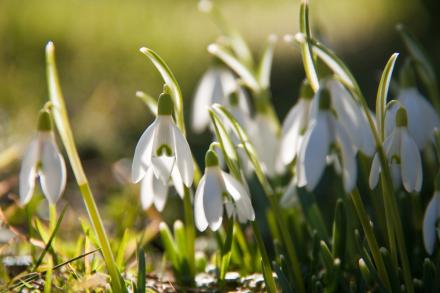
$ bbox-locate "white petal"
[172,124,194,187]
[384,103,398,138]
[192,69,217,133]
[194,175,208,231]
[249,114,279,176]
[369,154,381,189]
[39,134,67,204]
[203,168,224,231]
[329,80,371,154]
[301,113,330,191]
[222,172,255,222]
[400,89,440,149]
[335,121,357,193]
[280,100,308,165]
[400,130,423,192]
[170,167,184,198]
[423,193,440,255]
[151,156,175,184]
[140,167,168,211]
[132,120,156,183]
[19,138,39,204]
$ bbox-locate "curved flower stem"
[350,189,392,292]
[45,42,125,293]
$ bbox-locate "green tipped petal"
[205,150,219,167]
[318,88,331,110]
[300,80,314,100]
[37,110,53,132]
[157,93,174,116]
[395,107,408,127]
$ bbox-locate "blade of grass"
[33,205,68,271]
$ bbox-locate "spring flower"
[423,175,440,255]
[369,107,422,192]
[132,93,194,195]
[191,67,249,133]
[279,80,313,166]
[140,167,183,211]
[248,113,280,177]
[385,88,440,150]
[325,79,375,156]
[194,150,255,231]
[297,88,357,193]
[19,110,66,205]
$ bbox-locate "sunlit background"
[0,0,438,235]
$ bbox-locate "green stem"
[269,196,305,293]
[252,221,278,293]
[350,189,392,292]
[219,217,234,287]
[49,204,56,232]
[45,42,125,293]
[183,187,195,279]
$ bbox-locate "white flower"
[140,167,183,211]
[279,81,313,166]
[280,175,299,208]
[385,88,440,149]
[248,113,281,177]
[297,88,357,193]
[191,67,249,133]
[370,106,422,192]
[423,190,440,255]
[19,110,66,205]
[132,93,194,195]
[325,79,375,156]
[194,150,255,231]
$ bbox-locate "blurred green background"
[0,0,438,227]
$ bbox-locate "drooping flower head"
[297,87,357,193]
[19,109,67,205]
[385,89,440,150]
[192,67,249,133]
[370,106,423,192]
[194,150,255,231]
[423,173,440,255]
[132,92,194,210]
[279,80,314,166]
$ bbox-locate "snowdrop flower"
[423,193,440,255]
[324,79,375,156]
[385,88,440,150]
[280,175,299,208]
[194,150,255,231]
[19,110,66,205]
[192,67,249,133]
[140,167,183,211]
[248,113,280,177]
[132,93,194,196]
[370,107,422,192]
[423,175,440,255]
[279,80,313,166]
[297,88,357,193]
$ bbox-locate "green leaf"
[331,199,346,261]
[159,222,180,272]
[294,34,357,92]
[257,35,277,90]
[298,0,319,92]
[136,91,158,115]
[375,53,399,141]
[33,205,68,271]
[208,109,240,178]
[208,43,260,92]
[116,229,131,270]
[136,248,146,293]
[139,47,185,132]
